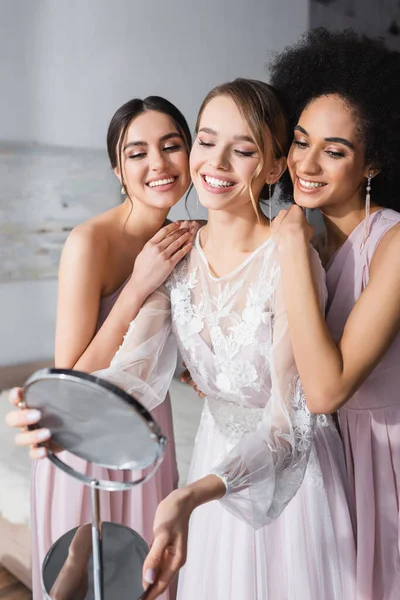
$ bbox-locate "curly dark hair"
[269,28,400,211]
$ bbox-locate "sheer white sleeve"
[211,248,327,529]
[93,286,177,412]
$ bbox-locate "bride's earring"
[268,183,273,222]
[121,185,126,195]
[361,173,372,250]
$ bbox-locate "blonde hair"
[195,78,289,214]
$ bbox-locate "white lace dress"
[96,233,356,600]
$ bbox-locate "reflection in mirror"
[47,524,92,600]
[43,522,149,600]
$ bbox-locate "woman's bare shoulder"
[59,208,125,281]
[371,221,400,274]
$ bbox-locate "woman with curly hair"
[270,28,400,600]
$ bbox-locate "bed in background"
[0,389,31,589]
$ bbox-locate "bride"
[97,78,357,599]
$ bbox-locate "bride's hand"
[142,489,193,599]
[142,475,225,599]
[5,387,58,459]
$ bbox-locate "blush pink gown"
[326,208,400,600]
[30,282,178,599]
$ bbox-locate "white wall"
[0,0,310,365]
[0,281,57,364]
[1,0,310,148]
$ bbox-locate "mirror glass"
[23,369,165,473]
[42,522,149,600]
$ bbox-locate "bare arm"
[54,225,142,371]
[273,206,400,413]
[141,475,226,600]
[4,221,194,459]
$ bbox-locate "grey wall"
[1,0,310,148]
[310,0,400,50]
[0,0,310,365]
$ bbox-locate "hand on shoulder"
[130,221,196,300]
[271,205,315,252]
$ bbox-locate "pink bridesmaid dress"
[326,208,400,600]
[30,281,178,599]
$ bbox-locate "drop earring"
[121,185,126,195]
[361,173,372,250]
[268,183,273,222]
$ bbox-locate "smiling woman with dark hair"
[270,28,400,600]
[5,95,196,600]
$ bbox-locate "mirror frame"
[23,368,167,491]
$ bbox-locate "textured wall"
[0,143,118,282]
[0,0,310,365]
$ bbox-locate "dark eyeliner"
[235,150,255,157]
[163,145,181,152]
[292,139,308,148]
[326,150,345,158]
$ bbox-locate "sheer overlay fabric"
[95,236,327,530]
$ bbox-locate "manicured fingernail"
[26,409,41,423]
[36,447,47,458]
[10,388,20,403]
[36,428,51,441]
[144,568,156,584]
